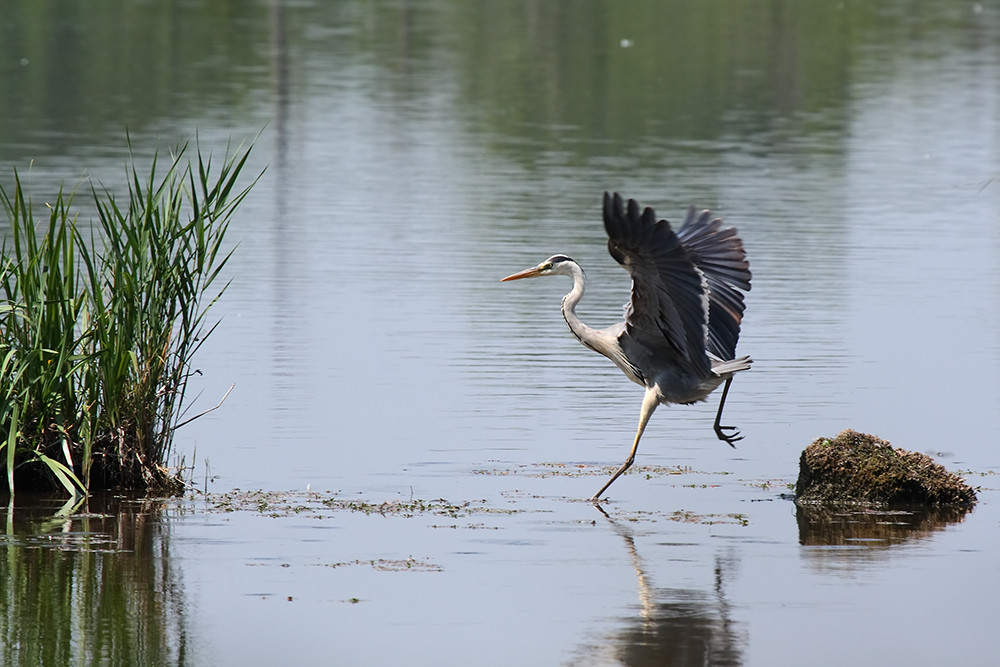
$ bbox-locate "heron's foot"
[590,457,634,501]
[714,423,743,448]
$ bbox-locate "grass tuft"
[0,139,257,496]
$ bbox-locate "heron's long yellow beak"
[500,266,543,282]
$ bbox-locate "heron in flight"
[501,192,752,501]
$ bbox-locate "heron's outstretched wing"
[603,192,711,378]
[675,206,751,361]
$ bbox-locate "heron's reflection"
[576,505,746,666]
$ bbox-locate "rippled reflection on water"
[0,496,193,666]
[2,0,1000,665]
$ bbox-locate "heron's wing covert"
[675,206,751,361]
[603,192,711,377]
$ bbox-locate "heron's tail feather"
[710,355,752,376]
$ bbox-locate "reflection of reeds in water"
[574,508,746,666]
[795,503,971,571]
[0,495,191,666]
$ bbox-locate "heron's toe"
[715,424,743,447]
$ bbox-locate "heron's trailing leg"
[712,377,742,447]
[592,387,659,501]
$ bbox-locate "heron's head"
[501,255,578,282]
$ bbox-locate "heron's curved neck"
[560,262,597,345]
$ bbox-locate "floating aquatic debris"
[472,462,704,479]
[316,557,443,573]
[205,489,521,519]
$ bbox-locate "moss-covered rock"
[796,429,977,508]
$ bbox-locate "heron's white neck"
[559,261,598,347]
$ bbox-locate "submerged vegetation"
[0,140,255,497]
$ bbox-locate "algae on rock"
[796,429,977,508]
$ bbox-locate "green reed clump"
[0,141,255,496]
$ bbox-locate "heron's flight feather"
[603,192,712,378]
[674,205,752,361]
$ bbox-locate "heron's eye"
[540,263,552,271]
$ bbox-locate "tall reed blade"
[0,138,258,497]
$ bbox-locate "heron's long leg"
[592,387,659,502]
[712,377,743,447]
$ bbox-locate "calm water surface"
[2,1,999,665]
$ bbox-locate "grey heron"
[501,192,752,501]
